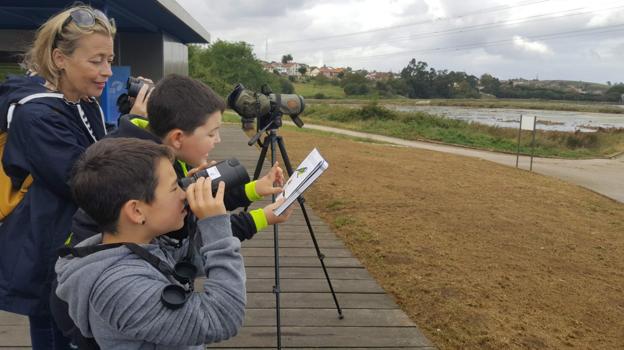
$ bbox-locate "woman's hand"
[129,77,154,116]
[256,162,285,197]
[185,177,226,220]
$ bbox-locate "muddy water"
[386,105,624,132]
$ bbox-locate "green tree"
[341,71,371,96]
[605,84,624,102]
[480,73,501,96]
[188,41,293,96]
[297,66,307,76]
[400,59,433,98]
[281,54,293,64]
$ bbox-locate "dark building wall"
[118,32,164,80]
[0,29,189,82]
[0,30,33,53]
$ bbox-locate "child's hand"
[256,162,284,197]
[186,177,226,220]
[263,197,294,225]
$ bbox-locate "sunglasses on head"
[55,8,115,46]
[54,8,115,48]
[62,8,115,29]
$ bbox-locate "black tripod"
[247,117,343,349]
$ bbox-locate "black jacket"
[0,75,106,316]
[70,114,258,244]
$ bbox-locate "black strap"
[58,242,175,279]
[58,243,125,258]
[182,213,198,262]
[124,243,175,277]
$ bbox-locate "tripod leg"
[269,132,283,349]
[275,136,344,319]
[252,134,270,181]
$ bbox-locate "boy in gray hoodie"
[55,137,245,349]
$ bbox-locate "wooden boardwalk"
[0,124,434,349]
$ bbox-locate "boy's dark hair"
[147,74,226,138]
[70,138,174,233]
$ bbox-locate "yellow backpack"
[0,93,64,220]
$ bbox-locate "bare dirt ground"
[295,122,624,203]
[278,127,624,350]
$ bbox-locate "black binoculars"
[178,158,250,192]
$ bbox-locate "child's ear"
[120,200,146,226]
[163,129,184,150]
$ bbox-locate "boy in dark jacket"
[71,74,292,244]
[56,138,245,349]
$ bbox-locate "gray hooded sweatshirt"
[55,214,246,349]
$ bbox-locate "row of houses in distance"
[260,60,397,81]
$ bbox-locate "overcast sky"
[176,0,624,84]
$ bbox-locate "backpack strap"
[7,93,106,142]
[7,92,64,129]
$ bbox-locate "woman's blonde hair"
[23,5,116,88]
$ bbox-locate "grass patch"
[309,98,624,114]
[333,215,356,228]
[302,102,624,158]
[293,82,346,99]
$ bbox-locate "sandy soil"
[277,127,624,350]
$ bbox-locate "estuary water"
[386,105,624,132]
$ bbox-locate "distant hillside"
[506,79,610,95]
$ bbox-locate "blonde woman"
[0,5,115,349]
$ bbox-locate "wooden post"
[516,115,523,168]
[530,116,537,171]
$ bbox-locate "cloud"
[512,35,553,56]
[423,0,446,18]
[177,0,624,83]
[586,5,624,27]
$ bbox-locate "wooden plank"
[245,231,339,240]
[0,326,29,347]
[0,312,27,326]
[246,292,399,309]
[242,308,415,327]
[245,267,370,280]
[206,326,434,348]
[241,247,354,258]
[243,238,345,248]
[243,256,362,268]
[246,279,384,293]
[209,348,436,350]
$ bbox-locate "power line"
[267,3,624,56]
[270,0,551,45]
[322,23,624,65]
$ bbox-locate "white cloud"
[587,10,624,27]
[423,0,446,19]
[177,0,624,82]
[512,35,553,56]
